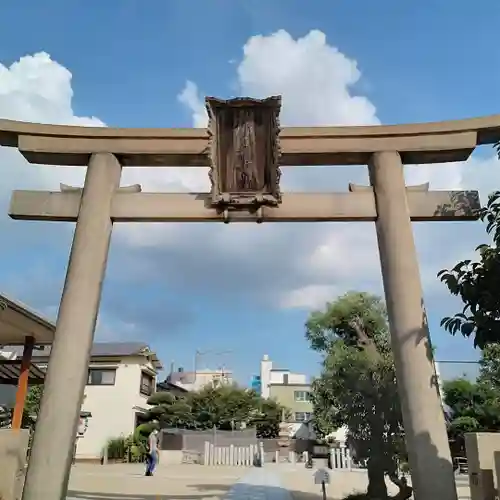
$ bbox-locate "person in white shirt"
[145,429,159,476]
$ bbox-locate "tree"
[24,385,43,426]
[306,291,411,500]
[144,384,286,439]
[0,384,43,430]
[443,377,500,457]
[438,190,500,348]
[478,343,500,389]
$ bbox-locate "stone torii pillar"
[22,153,122,500]
[369,151,457,500]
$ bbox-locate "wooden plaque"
[205,96,282,208]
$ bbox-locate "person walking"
[145,429,160,476]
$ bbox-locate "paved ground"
[67,463,245,500]
[65,463,472,500]
[278,465,472,500]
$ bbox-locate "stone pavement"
[224,469,292,500]
[66,464,294,500]
[64,463,472,500]
[278,464,472,500]
[67,463,245,499]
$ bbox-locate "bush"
[106,436,126,461]
[124,431,148,463]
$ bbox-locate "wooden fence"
[201,441,354,469]
[330,446,352,470]
[203,441,261,466]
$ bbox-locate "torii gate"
[1,96,497,500]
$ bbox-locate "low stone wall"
[159,450,183,465]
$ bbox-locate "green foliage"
[478,344,500,388]
[144,384,286,439]
[24,386,42,420]
[442,378,500,429]
[136,422,159,437]
[438,190,500,348]
[306,291,389,353]
[0,385,43,430]
[306,291,408,499]
[443,364,500,457]
[106,436,127,461]
[124,432,148,462]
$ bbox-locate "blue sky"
[1,0,499,384]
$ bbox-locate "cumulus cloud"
[0,32,498,325]
[174,29,500,309]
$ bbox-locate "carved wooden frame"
[206,95,282,209]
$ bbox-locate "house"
[156,378,188,396]
[167,367,233,391]
[259,354,313,435]
[259,354,349,443]
[5,341,163,460]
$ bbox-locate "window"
[294,390,310,402]
[87,369,116,386]
[283,374,289,385]
[295,412,312,423]
[140,371,154,396]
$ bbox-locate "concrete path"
[67,463,244,499]
[66,464,291,500]
[224,469,292,500]
[64,464,471,500]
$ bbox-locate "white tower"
[260,354,272,399]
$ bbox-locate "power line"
[436,360,480,365]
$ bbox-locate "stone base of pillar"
[0,429,29,500]
[465,432,500,500]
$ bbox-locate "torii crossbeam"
[9,184,480,223]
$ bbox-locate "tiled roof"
[3,342,162,368]
[6,341,149,358]
[167,371,196,384]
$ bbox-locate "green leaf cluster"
[144,384,287,439]
[439,192,500,347]
[442,356,500,459]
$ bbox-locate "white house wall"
[76,356,156,459]
[260,355,308,398]
[260,357,272,399]
[269,372,306,385]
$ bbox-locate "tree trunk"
[367,456,388,499]
[387,469,413,500]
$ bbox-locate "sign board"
[314,468,330,485]
[206,96,282,211]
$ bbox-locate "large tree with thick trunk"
[306,291,411,500]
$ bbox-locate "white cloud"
[237,30,379,127]
[175,29,499,309]
[122,29,388,309]
[0,33,498,319]
[280,285,340,310]
[177,80,208,128]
